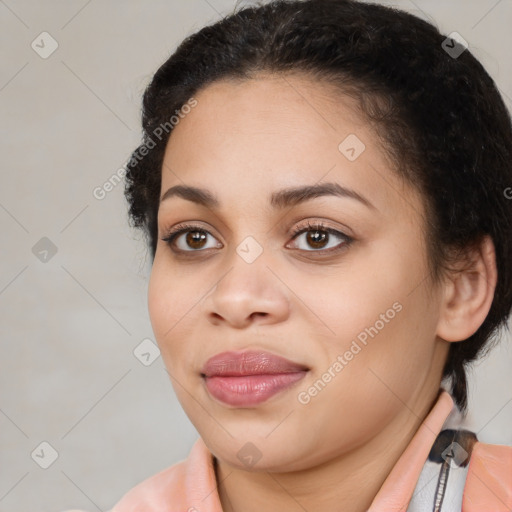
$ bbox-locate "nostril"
[250,312,268,319]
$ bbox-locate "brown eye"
[162,226,222,252]
[185,230,208,249]
[288,223,353,253]
[305,230,329,249]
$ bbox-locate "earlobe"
[436,235,497,343]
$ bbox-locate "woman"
[103,0,512,510]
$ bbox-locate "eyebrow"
[160,182,376,211]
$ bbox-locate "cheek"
[148,254,195,331]
[147,263,170,341]
[307,237,436,382]
[147,258,213,371]
[295,298,437,459]
[147,261,191,358]
[337,286,437,401]
[304,268,405,351]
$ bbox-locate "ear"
[436,235,497,342]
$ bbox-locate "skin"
[147,72,497,511]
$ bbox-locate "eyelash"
[160,220,354,257]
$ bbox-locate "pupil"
[307,230,327,248]
[187,231,206,248]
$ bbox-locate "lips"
[201,350,309,407]
[202,350,309,377]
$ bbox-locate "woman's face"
[148,73,450,471]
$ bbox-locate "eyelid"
[160,221,214,240]
[286,215,355,239]
[160,222,223,253]
[286,220,353,252]
[160,219,354,255]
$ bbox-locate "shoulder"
[60,437,219,512]
[109,457,189,512]
[60,463,188,512]
[462,441,512,511]
[109,436,218,511]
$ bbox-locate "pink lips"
[201,350,309,407]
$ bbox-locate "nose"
[203,246,291,329]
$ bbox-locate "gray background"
[0,1,511,511]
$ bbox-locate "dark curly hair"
[124,0,512,413]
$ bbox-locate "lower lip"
[204,372,307,406]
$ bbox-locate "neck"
[215,385,442,512]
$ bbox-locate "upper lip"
[201,350,309,377]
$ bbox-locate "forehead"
[160,73,423,222]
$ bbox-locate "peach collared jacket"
[69,389,512,512]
